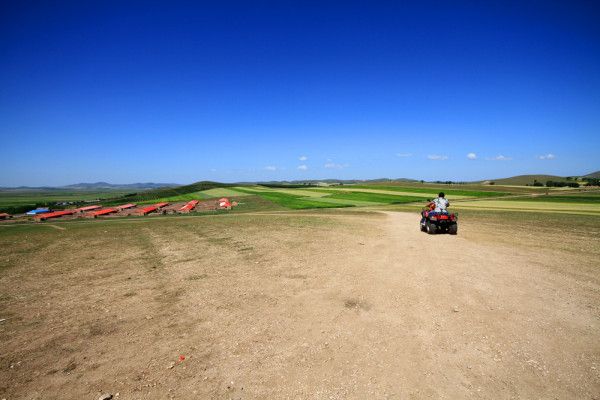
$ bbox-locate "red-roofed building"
[218,198,232,209]
[76,205,102,213]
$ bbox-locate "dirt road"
[1,211,598,399]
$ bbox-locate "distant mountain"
[63,182,179,190]
[584,171,600,179]
[0,182,179,191]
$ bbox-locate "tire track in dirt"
[372,211,599,399]
[131,223,291,398]
[130,211,599,399]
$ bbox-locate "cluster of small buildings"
[0,198,236,223]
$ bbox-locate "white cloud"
[427,154,448,160]
[297,165,308,171]
[264,166,277,171]
[324,162,349,169]
[538,153,556,160]
[299,155,308,161]
[487,155,512,161]
[396,153,413,158]
[467,152,477,160]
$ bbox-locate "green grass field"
[232,186,429,207]
[451,200,600,215]
[233,188,352,209]
[322,191,426,204]
[201,188,252,197]
[497,193,600,203]
[448,190,600,215]
[345,184,509,197]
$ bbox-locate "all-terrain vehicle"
[420,209,458,235]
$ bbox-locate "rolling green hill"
[485,175,568,186]
[585,171,600,179]
[106,181,229,204]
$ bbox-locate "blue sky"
[1,1,599,186]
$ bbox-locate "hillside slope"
[584,171,600,179]
[108,181,229,203]
[486,175,567,186]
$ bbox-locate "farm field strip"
[234,186,329,198]
[495,194,600,203]
[322,191,426,204]
[453,200,600,215]
[312,187,470,199]
[201,188,252,197]
[346,184,509,197]
[454,208,600,216]
[300,196,383,206]
[231,186,374,206]
[493,185,550,189]
[235,186,436,202]
[233,186,429,206]
[232,188,352,209]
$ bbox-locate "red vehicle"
[420,201,458,235]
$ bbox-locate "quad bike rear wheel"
[448,223,458,235]
[426,221,437,234]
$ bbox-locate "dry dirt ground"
[0,211,598,399]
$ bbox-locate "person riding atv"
[430,192,449,212]
[420,192,457,234]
